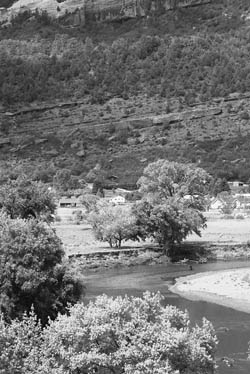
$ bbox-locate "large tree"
[0,176,56,221]
[0,213,84,324]
[134,160,212,254]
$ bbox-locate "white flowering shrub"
[40,292,217,374]
[0,292,217,374]
[0,309,42,374]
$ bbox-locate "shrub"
[221,214,235,219]
[235,213,245,219]
[240,111,250,120]
[40,292,218,374]
[0,292,218,374]
[54,214,62,222]
[0,309,43,374]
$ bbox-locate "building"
[209,197,225,211]
[110,195,126,205]
[59,196,81,208]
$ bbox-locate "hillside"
[1,0,250,188]
[0,0,209,26]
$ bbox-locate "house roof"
[59,197,80,204]
[111,195,125,200]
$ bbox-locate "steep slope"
[1,0,250,187]
[0,0,209,25]
[1,92,250,187]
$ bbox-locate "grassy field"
[186,218,250,244]
[55,207,250,256]
[55,223,155,257]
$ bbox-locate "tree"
[53,169,82,192]
[134,160,212,254]
[212,178,230,196]
[133,199,206,250]
[217,191,235,215]
[0,176,56,221]
[40,292,217,374]
[89,203,143,248]
[79,193,100,213]
[0,213,84,324]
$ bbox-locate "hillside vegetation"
[1,0,250,187]
[1,1,250,105]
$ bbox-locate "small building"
[59,196,81,208]
[210,197,225,211]
[110,195,126,205]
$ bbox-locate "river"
[84,260,250,374]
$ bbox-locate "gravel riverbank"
[170,268,250,313]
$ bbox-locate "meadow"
[55,208,250,256]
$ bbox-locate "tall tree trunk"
[118,236,122,249]
[163,240,174,257]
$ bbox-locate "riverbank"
[67,242,250,271]
[170,268,250,314]
[55,218,250,257]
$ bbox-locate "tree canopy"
[0,213,84,324]
[138,160,211,207]
[53,169,84,193]
[0,176,56,221]
[133,160,212,254]
[0,292,218,374]
[89,202,143,248]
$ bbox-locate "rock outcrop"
[85,0,210,22]
[0,0,210,25]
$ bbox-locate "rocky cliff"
[0,0,210,25]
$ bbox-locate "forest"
[0,1,250,106]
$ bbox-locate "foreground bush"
[0,292,218,374]
[0,310,43,374]
[0,213,84,324]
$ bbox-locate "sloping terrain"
[1,0,250,187]
[0,0,209,25]
[1,92,250,186]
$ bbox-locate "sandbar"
[170,268,250,313]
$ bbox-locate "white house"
[210,197,225,211]
[110,195,126,205]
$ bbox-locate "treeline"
[2,26,250,105]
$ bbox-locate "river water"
[84,260,250,374]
